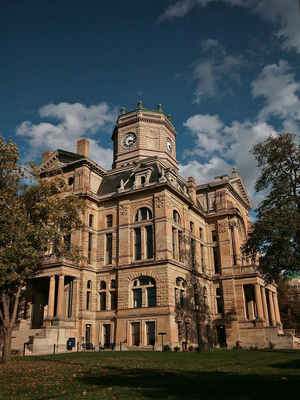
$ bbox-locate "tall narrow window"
[106,233,113,264]
[106,214,113,228]
[89,214,94,227]
[191,238,195,269]
[199,227,203,239]
[133,288,142,308]
[230,224,237,265]
[146,225,153,259]
[110,291,117,310]
[88,232,93,264]
[172,227,177,259]
[132,322,140,346]
[147,286,156,307]
[146,321,155,345]
[216,287,224,314]
[86,291,91,310]
[178,230,183,262]
[100,292,106,311]
[134,228,142,260]
[200,244,205,272]
[213,246,221,274]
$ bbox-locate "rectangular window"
[200,244,204,272]
[110,291,117,310]
[89,214,94,228]
[146,321,155,346]
[133,288,142,308]
[147,287,156,307]
[178,231,183,262]
[180,290,185,307]
[199,227,203,239]
[100,292,106,311]
[131,322,140,346]
[106,233,113,264]
[146,225,153,259]
[213,246,221,274]
[134,228,142,260]
[191,238,195,269]
[86,291,91,311]
[216,288,224,314]
[172,228,177,259]
[88,232,93,264]
[230,225,237,265]
[106,214,113,228]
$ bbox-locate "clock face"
[123,132,136,148]
[166,139,172,152]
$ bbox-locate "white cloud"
[160,0,300,53]
[252,60,300,129]
[192,40,244,101]
[16,102,117,169]
[180,111,278,205]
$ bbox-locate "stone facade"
[12,103,297,354]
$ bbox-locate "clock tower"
[111,101,178,171]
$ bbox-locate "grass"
[1,350,300,399]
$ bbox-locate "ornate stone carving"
[119,205,128,216]
[155,196,165,208]
[218,221,228,233]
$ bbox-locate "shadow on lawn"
[78,365,299,400]
[271,359,300,369]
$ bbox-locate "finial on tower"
[157,104,163,113]
[120,107,126,115]
[232,167,239,178]
[137,100,143,110]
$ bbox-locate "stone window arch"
[135,207,152,222]
[134,207,154,260]
[131,276,156,308]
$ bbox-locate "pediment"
[230,177,252,210]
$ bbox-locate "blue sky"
[1,0,300,206]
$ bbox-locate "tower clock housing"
[112,102,178,171]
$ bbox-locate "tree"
[0,136,83,362]
[277,278,300,335]
[175,276,214,351]
[243,133,300,279]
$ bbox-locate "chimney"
[187,176,197,204]
[42,150,53,163]
[77,138,90,158]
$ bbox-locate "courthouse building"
[12,102,298,353]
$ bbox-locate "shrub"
[188,345,194,352]
[173,346,180,352]
[163,345,171,352]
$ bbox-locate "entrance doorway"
[103,324,111,348]
[131,322,140,346]
[216,325,227,348]
[85,324,91,345]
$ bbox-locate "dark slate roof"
[98,162,160,196]
[57,149,84,163]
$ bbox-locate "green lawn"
[1,350,300,399]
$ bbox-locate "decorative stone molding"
[155,196,165,208]
[119,205,128,216]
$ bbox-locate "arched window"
[173,210,180,225]
[135,207,152,222]
[134,208,154,260]
[172,210,183,262]
[175,277,186,307]
[87,280,92,289]
[132,276,156,308]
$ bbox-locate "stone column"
[254,284,264,319]
[273,292,281,325]
[47,275,56,318]
[56,274,65,318]
[261,287,269,326]
[248,300,255,320]
[268,290,276,326]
